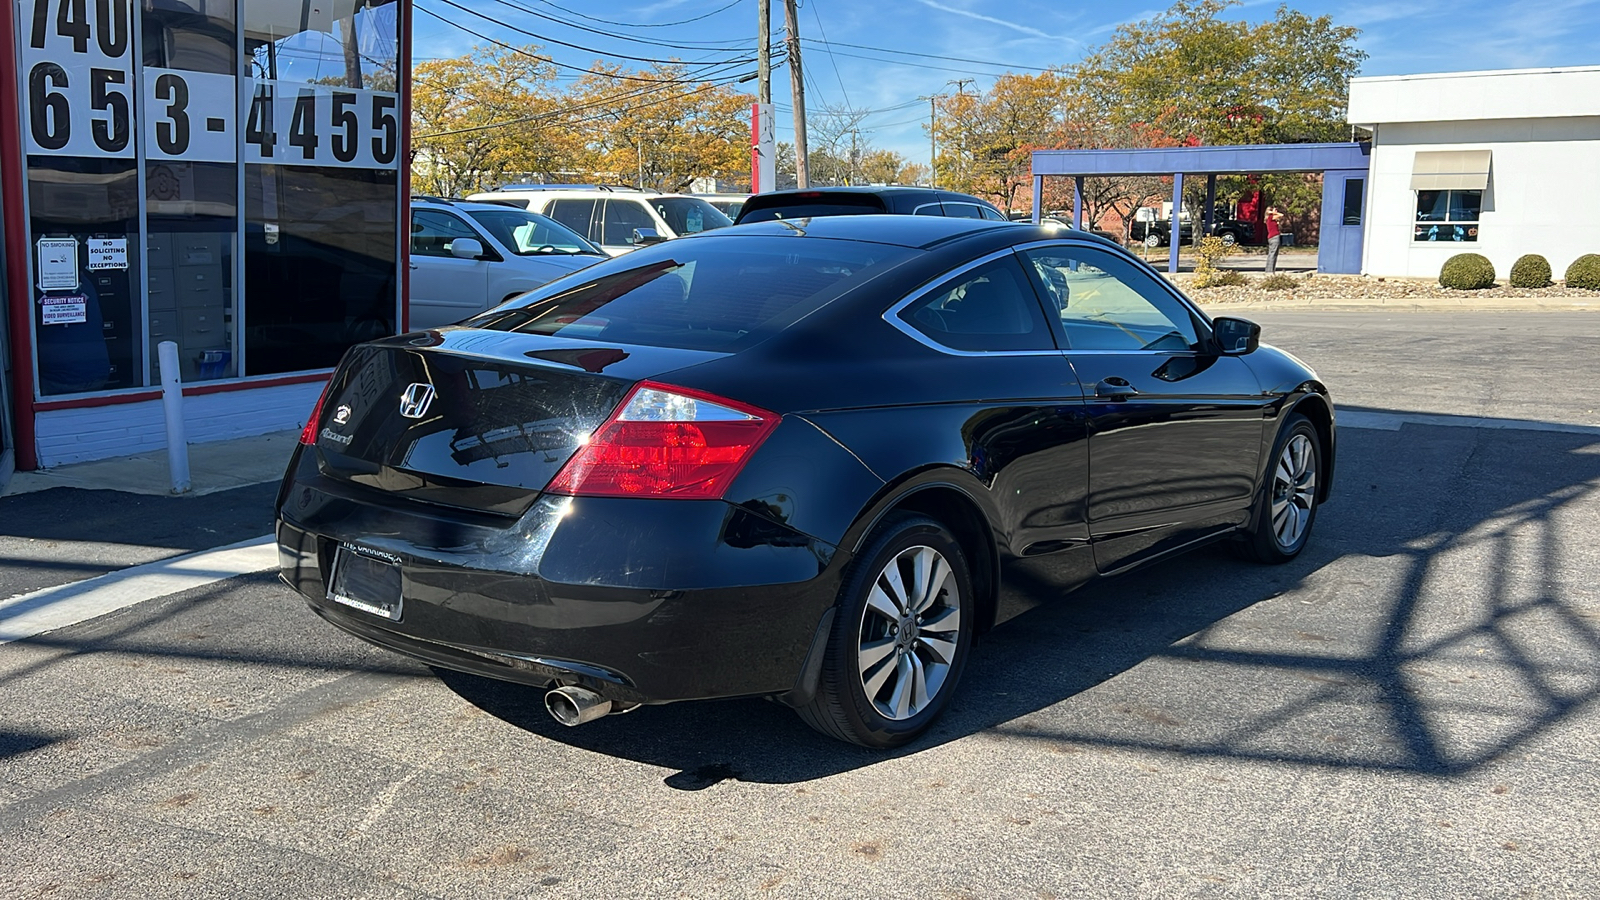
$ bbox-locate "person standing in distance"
[1264,206,1285,275]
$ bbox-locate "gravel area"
[1166,272,1600,304]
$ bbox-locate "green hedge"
[1509,254,1552,288]
[1565,254,1600,290]
[1439,253,1496,290]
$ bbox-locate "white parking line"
[1338,409,1600,436]
[0,535,277,644]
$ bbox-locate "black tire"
[1143,232,1162,248]
[796,514,974,749]
[1219,231,1238,246]
[1237,413,1322,563]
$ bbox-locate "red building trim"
[32,371,331,412]
[0,0,39,470]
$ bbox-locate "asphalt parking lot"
[3,310,1599,897]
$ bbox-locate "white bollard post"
[157,340,191,494]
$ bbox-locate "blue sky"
[412,0,1600,162]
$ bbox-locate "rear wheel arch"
[848,481,1000,635]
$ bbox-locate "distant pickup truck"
[1128,215,1195,248]
[1130,213,1263,247]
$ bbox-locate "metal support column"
[1074,176,1085,230]
[1031,176,1042,224]
[1204,174,1216,237]
[1168,172,1184,274]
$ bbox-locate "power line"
[485,0,758,51]
[414,4,757,83]
[807,0,851,111]
[799,37,1055,73]
[532,0,750,30]
[429,0,757,65]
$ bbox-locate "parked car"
[695,193,750,219]
[467,185,733,256]
[408,198,605,331]
[734,186,1007,223]
[279,214,1334,749]
[1013,211,1123,243]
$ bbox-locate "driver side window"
[411,210,482,259]
[1019,247,1201,352]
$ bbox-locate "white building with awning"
[1348,66,1600,279]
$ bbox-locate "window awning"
[1410,150,1491,191]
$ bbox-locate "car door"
[597,199,660,255]
[884,253,1096,607]
[409,209,492,330]
[1018,243,1267,574]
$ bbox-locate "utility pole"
[920,94,939,187]
[946,79,974,188]
[783,0,808,188]
[757,0,771,105]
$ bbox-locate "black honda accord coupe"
[276,214,1333,748]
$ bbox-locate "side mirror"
[449,237,484,260]
[631,227,666,246]
[1212,316,1260,355]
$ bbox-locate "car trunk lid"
[311,330,724,516]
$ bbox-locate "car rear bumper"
[276,454,847,706]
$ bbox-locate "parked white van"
[466,185,733,256]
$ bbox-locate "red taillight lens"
[546,382,779,500]
[298,380,334,446]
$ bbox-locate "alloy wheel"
[856,545,963,721]
[1271,433,1317,549]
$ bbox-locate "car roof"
[710,213,1019,249]
[477,187,700,200]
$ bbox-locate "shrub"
[1258,274,1299,292]
[1191,236,1238,287]
[1509,254,1552,288]
[1438,253,1496,290]
[1565,254,1600,290]
[1211,269,1250,287]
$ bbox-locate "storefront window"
[242,0,400,375]
[14,0,401,397]
[144,0,240,382]
[1414,189,1481,242]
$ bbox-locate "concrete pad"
[2,430,298,498]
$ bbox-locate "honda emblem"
[399,383,436,419]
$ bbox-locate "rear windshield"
[464,237,916,352]
[737,195,887,224]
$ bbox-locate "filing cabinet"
[146,229,235,383]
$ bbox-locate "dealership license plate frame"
[327,544,404,621]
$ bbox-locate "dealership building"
[1347,65,1600,279]
[1,0,412,486]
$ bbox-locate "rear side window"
[898,257,1054,352]
[466,237,916,352]
[547,199,596,239]
[942,203,986,220]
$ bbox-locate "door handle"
[1095,376,1137,400]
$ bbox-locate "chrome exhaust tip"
[544,685,613,726]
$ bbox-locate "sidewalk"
[1,429,298,498]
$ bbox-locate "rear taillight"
[546,382,779,500]
[298,380,334,446]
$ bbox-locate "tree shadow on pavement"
[446,415,1600,788]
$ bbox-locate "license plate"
[327,545,403,621]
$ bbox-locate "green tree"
[1070,0,1365,147]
